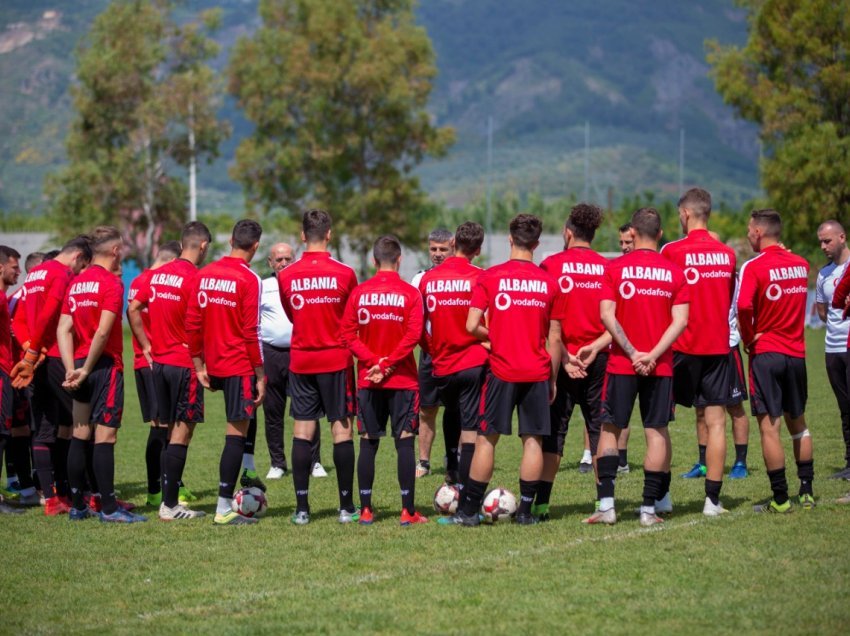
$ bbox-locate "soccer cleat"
[753,498,793,514]
[311,462,328,478]
[178,485,198,504]
[445,469,459,485]
[798,493,816,509]
[146,492,162,507]
[338,508,360,524]
[400,510,429,525]
[159,502,206,520]
[729,461,749,479]
[358,506,374,525]
[290,510,310,525]
[447,509,480,526]
[837,492,850,504]
[702,497,729,517]
[240,469,267,492]
[617,463,630,474]
[655,492,673,515]
[266,466,286,480]
[514,512,538,525]
[415,460,431,478]
[531,503,550,521]
[44,496,71,516]
[681,463,707,478]
[582,508,616,525]
[16,492,40,507]
[69,506,94,521]
[0,501,25,515]
[639,511,664,527]
[214,510,258,526]
[579,461,593,474]
[827,466,850,480]
[99,509,148,523]
[6,477,21,493]
[0,487,20,502]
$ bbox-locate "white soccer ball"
[433,483,460,515]
[232,487,268,518]
[481,488,517,523]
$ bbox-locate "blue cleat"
[681,463,706,479]
[69,507,94,521]
[729,461,749,479]
[99,509,148,523]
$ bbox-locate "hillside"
[0,0,758,215]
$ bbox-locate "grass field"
[3,329,850,635]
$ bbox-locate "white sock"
[581,449,592,463]
[217,497,232,516]
[640,505,655,515]
[242,453,255,471]
[599,497,614,512]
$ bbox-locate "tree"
[707,0,850,256]
[46,1,229,266]
[229,0,454,276]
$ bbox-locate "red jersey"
[540,246,608,354]
[470,259,562,383]
[418,256,488,376]
[660,229,736,355]
[23,259,74,357]
[60,265,124,369]
[278,251,357,374]
[128,269,153,371]
[134,259,198,369]
[185,256,263,377]
[0,290,13,375]
[10,287,28,359]
[340,271,423,390]
[601,249,689,376]
[736,245,808,357]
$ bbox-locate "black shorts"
[418,352,441,408]
[672,352,732,408]
[0,370,12,434]
[728,345,748,404]
[356,389,419,439]
[478,370,550,437]
[434,365,486,431]
[289,367,356,422]
[543,352,607,456]
[134,367,158,423]
[71,358,124,428]
[32,357,73,444]
[749,352,807,418]
[11,387,31,429]
[209,375,256,423]
[153,363,204,425]
[601,373,674,429]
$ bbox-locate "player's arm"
[127,298,153,366]
[466,308,488,341]
[600,299,639,361]
[185,279,210,389]
[63,309,118,390]
[736,264,758,348]
[815,302,827,323]
[56,313,76,381]
[242,277,266,405]
[636,303,689,372]
[339,293,377,364]
[381,293,425,373]
[11,284,62,385]
[575,331,612,369]
[546,319,562,403]
[276,270,295,322]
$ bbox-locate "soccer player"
[613,222,635,473]
[57,226,147,522]
[278,209,358,525]
[12,235,91,515]
[126,240,180,507]
[452,214,563,526]
[129,223,212,520]
[340,235,427,525]
[538,203,610,519]
[584,207,689,527]
[418,222,488,517]
[739,209,812,513]
[660,188,736,516]
[186,220,266,525]
[815,221,850,479]
[411,228,460,481]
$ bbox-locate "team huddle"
[0,187,835,525]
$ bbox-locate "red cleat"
[44,496,71,516]
[400,510,428,526]
[87,495,136,512]
[359,506,374,525]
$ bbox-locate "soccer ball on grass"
[481,488,517,523]
[232,487,268,518]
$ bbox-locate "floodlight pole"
[584,121,590,202]
[486,116,493,263]
[678,127,685,196]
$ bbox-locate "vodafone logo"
[495,292,511,311]
[357,308,370,325]
[197,291,208,308]
[684,268,700,285]
[558,275,574,293]
[426,295,437,313]
[619,281,636,300]
[149,286,157,302]
[68,296,77,313]
[290,293,305,310]
[765,283,782,301]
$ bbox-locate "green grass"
[4,329,850,634]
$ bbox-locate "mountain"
[0,0,758,215]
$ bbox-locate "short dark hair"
[60,235,93,262]
[232,219,263,250]
[509,214,542,250]
[373,235,402,265]
[678,187,712,220]
[44,250,60,261]
[90,226,122,256]
[24,252,44,272]
[566,203,604,243]
[158,241,182,260]
[182,221,211,248]
[630,207,662,239]
[428,228,453,244]
[751,209,782,239]
[454,222,484,256]
[0,245,21,265]
[618,222,632,234]
[303,209,331,243]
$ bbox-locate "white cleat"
[702,497,729,517]
[311,462,328,478]
[582,507,617,525]
[639,511,664,527]
[159,503,206,521]
[266,466,286,479]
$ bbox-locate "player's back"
[23,259,73,356]
[63,264,124,369]
[143,258,198,368]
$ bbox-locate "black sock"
[2,441,12,478]
[292,437,312,512]
[311,426,322,466]
[163,443,188,508]
[443,409,460,472]
[357,438,379,510]
[67,438,88,511]
[642,470,664,507]
[534,480,553,506]
[218,435,245,500]
[661,471,672,498]
[53,437,70,497]
[705,478,722,505]
[9,437,33,489]
[698,444,707,466]
[518,479,538,515]
[735,443,748,465]
[797,460,814,496]
[618,448,628,468]
[458,443,475,505]
[333,440,355,512]
[93,443,117,515]
[396,436,416,514]
[84,439,98,494]
[32,444,56,499]
[767,467,789,505]
[161,439,170,496]
[462,477,488,516]
[597,455,618,500]
[245,417,256,455]
[145,428,167,495]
